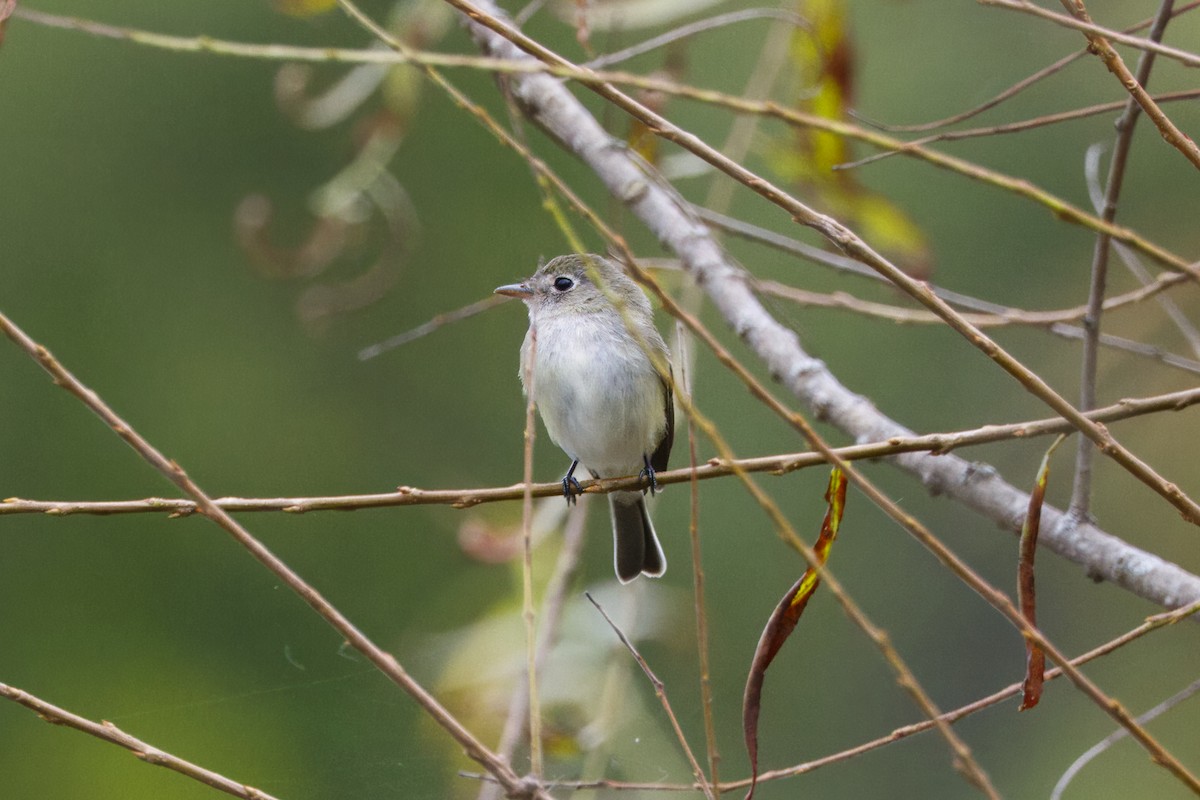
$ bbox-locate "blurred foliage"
[770,0,931,276]
[1,1,1198,799]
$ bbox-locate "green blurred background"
[1,1,1198,798]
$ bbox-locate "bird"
[495,254,673,583]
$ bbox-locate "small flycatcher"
[496,254,673,583]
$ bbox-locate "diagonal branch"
[979,0,1200,68]
[348,0,1199,788]
[441,0,1200,616]
[0,310,553,800]
[1069,0,1177,520]
[447,0,1200,529]
[987,0,1200,168]
[497,597,1200,793]
[585,592,716,800]
[0,681,281,800]
[15,7,1197,275]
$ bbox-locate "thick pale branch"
[451,0,1200,533]
[445,0,1200,618]
[433,7,1200,774]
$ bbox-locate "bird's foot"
[562,460,583,505]
[639,455,659,496]
[561,474,583,505]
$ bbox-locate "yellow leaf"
[273,0,337,17]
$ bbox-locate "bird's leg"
[561,460,583,505]
[639,454,659,496]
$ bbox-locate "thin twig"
[357,295,505,360]
[1084,147,1200,361]
[850,0,1200,133]
[585,593,716,800]
[694,207,1193,322]
[979,0,1200,68]
[684,215,1200,374]
[839,88,1200,170]
[751,278,1200,376]
[14,7,1198,278]
[6,386,1198,518]
[480,497,590,800]
[689,19,799,789]
[702,9,795,216]
[1051,675,1200,800]
[679,328,721,793]
[986,0,1200,168]
[0,681,281,800]
[0,310,552,800]
[520,324,543,779]
[506,599,1200,793]
[1069,0,1177,521]
[584,8,807,69]
[441,2,1200,789]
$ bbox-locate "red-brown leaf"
[743,468,846,799]
[1018,436,1064,711]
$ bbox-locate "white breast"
[523,312,666,478]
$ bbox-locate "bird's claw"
[562,475,583,505]
[639,455,659,496]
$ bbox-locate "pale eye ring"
[553,276,574,291]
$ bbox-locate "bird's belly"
[533,341,663,478]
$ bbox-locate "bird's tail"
[609,491,666,583]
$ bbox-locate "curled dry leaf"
[743,468,847,800]
[1019,435,1065,711]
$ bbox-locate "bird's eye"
[553,276,574,292]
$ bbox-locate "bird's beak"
[494,282,533,298]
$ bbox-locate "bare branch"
[4,386,1197,517]
[991,0,1200,167]
[16,8,1197,277]
[854,0,1200,132]
[1069,0,1178,520]
[1051,675,1200,800]
[479,499,590,800]
[586,592,716,799]
[0,681,281,800]
[419,0,1200,618]
[840,88,1200,170]
[0,311,553,800]
[502,598,1200,793]
[980,0,1200,68]
[584,8,807,69]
